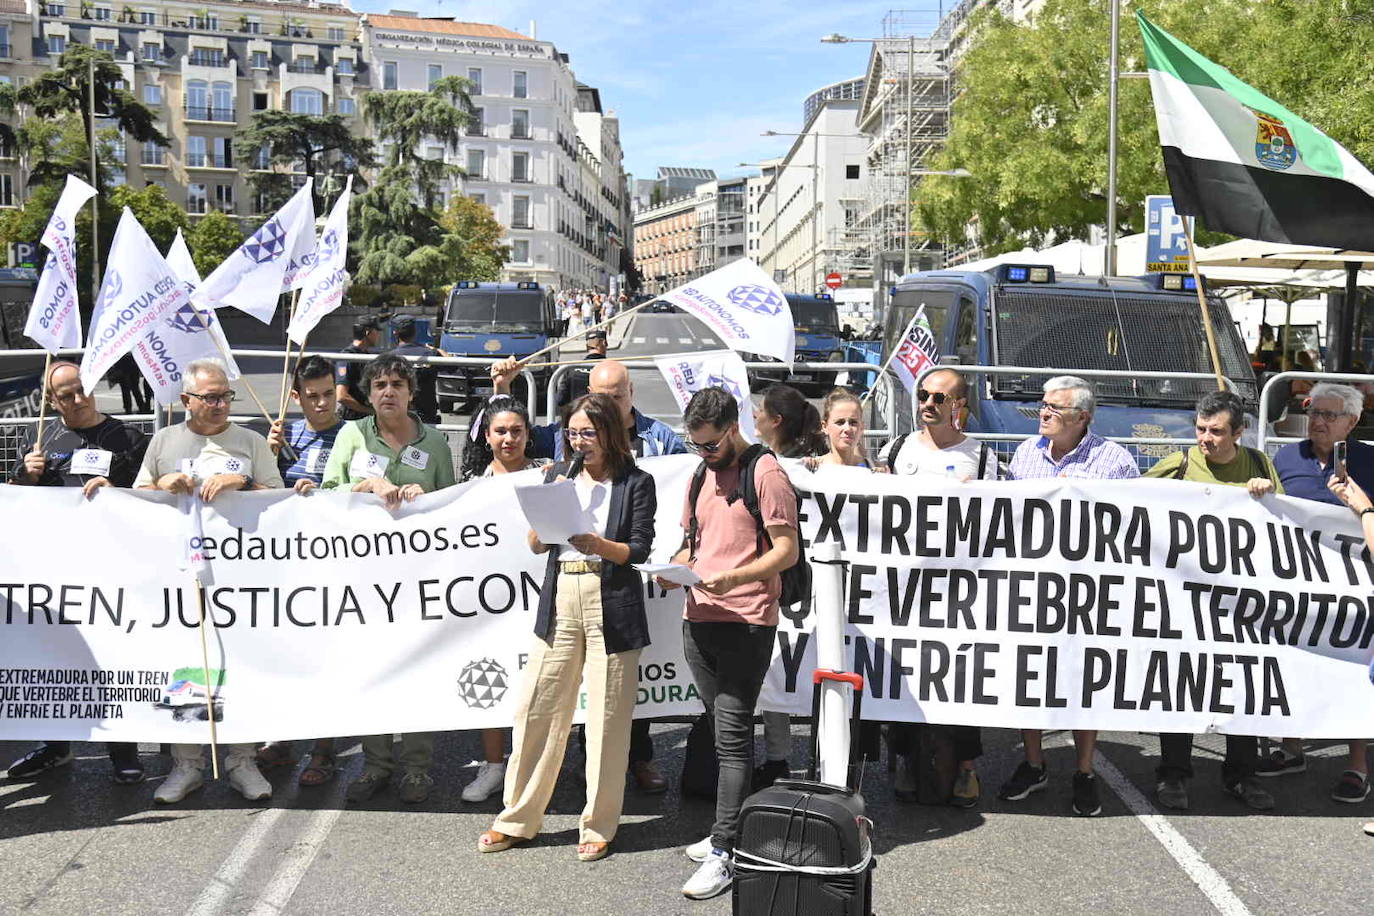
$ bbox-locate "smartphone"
[1335,440,1348,479]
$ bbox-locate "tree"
[237,110,377,213]
[186,210,244,278]
[363,75,471,207]
[18,43,165,156]
[107,183,187,252]
[916,0,1256,255]
[437,196,509,283]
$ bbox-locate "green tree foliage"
[916,0,1264,254]
[237,110,377,213]
[107,183,187,252]
[363,75,471,208]
[18,43,165,152]
[186,210,244,278]
[437,196,509,282]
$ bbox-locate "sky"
[353,0,953,182]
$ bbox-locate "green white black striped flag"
[1137,11,1374,248]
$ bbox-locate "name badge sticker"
[351,451,389,479]
[400,446,429,471]
[70,448,113,476]
[304,446,330,476]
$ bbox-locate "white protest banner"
[654,349,757,441]
[658,259,796,364]
[889,305,939,396]
[24,175,97,353]
[6,460,1374,742]
[287,176,353,345]
[165,228,201,290]
[758,469,1374,739]
[193,180,315,323]
[78,209,193,399]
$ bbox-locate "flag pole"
[277,289,303,422]
[34,352,53,444]
[516,301,649,367]
[1182,217,1228,391]
[191,576,220,779]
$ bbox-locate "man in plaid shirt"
[999,376,1138,816]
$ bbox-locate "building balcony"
[288,60,327,75]
[186,155,233,169]
[184,104,236,123]
[187,54,229,69]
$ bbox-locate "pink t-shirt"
[682,453,798,626]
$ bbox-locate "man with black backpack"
[660,387,800,901]
[1143,389,1281,813]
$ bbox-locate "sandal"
[477,830,527,854]
[576,841,610,862]
[255,743,295,770]
[299,753,337,787]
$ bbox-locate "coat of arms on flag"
[1252,109,1298,172]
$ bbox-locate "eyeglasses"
[186,391,237,407]
[687,435,727,454]
[1309,408,1349,422]
[917,389,949,405]
[1038,400,1079,417]
[566,428,599,441]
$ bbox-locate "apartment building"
[631,192,695,295]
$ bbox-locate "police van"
[882,264,1257,450]
[746,292,846,394]
[436,281,558,412]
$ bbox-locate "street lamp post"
[1105,0,1121,276]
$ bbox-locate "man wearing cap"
[337,318,379,421]
[555,328,608,411]
[389,316,444,425]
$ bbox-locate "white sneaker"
[226,757,272,801]
[682,849,733,900]
[685,836,714,863]
[154,762,205,804]
[461,760,507,803]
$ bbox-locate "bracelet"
[1361,507,1374,518]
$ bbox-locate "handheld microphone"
[566,451,586,480]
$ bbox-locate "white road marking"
[1092,749,1255,916]
[679,338,693,345]
[702,338,717,346]
[184,808,288,916]
[655,337,670,345]
[632,337,645,345]
[245,807,346,915]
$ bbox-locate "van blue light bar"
[516,281,538,290]
[457,281,479,289]
[998,264,1055,283]
[1155,273,1200,292]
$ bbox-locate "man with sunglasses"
[667,387,799,900]
[1000,376,1138,817]
[5,360,148,785]
[875,368,997,808]
[135,358,282,805]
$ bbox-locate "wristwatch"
[239,474,255,490]
[1360,506,1374,517]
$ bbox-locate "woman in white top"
[809,388,871,470]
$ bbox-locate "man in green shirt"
[1144,390,1279,812]
[321,353,455,804]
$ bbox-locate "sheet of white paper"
[514,479,593,544]
[633,562,703,586]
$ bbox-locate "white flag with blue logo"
[24,174,97,353]
[79,208,193,396]
[657,258,796,364]
[654,349,757,442]
[192,179,315,323]
[287,176,353,345]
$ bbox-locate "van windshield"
[991,285,1257,406]
[790,300,839,332]
[884,289,955,363]
[445,290,544,333]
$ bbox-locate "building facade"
[631,192,695,295]
[692,175,745,276]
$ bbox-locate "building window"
[427,63,442,90]
[189,13,217,29]
[290,55,319,74]
[337,97,355,115]
[251,50,268,69]
[425,146,444,161]
[45,3,64,15]
[327,26,345,40]
[467,67,482,95]
[290,88,323,115]
[47,34,66,55]
[211,81,233,120]
[93,38,115,52]
[138,9,155,24]
[512,239,530,263]
[511,109,530,140]
[141,41,160,62]
[846,164,860,180]
[253,145,270,169]
[142,83,160,104]
[383,61,397,91]
[140,142,165,166]
[188,183,207,214]
[212,137,232,168]
[0,174,13,207]
[252,91,267,111]
[513,70,527,99]
[188,49,224,67]
[467,107,484,136]
[185,79,207,118]
[244,17,261,34]
[186,136,206,167]
[469,192,485,205]
[512,195,530,229]
[215,183,234,212]
[465,148,484,179]
[336,57,353,75]
[93,5,111,20]
[512,151,530,182]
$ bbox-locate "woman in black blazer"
[480,392,656,863]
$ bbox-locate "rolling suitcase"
[732,669,875,916]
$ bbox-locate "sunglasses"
[917,389,950,405]
[687,435,727,454]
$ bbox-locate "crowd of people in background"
[9,339,1374,900]
[554,290,628,337]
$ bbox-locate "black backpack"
[687,444,812,612]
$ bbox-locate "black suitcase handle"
[806,668,865,791]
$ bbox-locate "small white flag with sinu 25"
[889,306,940,397]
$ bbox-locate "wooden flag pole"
[192,576,221,779]
[516,301,650,367]
[521,352,660,370]
[1182,218,1228,391]
[185,306,279,426]
[276,289,303,422]
[34,352,53,445]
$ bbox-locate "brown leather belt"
[559,559,602,574]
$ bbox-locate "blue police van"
[436,281,558,413]
[746,292,846,394]
[881,264,1257,447]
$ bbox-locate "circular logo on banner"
[456,658,509,709]
[243,218,288,264]
[166,302,216,335]
[319,228,341,263]
[707,373,742,402]
[97,268,124,311]
[726,284,785,317]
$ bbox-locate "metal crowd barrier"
[543,359,902,442]
[1256,370,1374,454]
